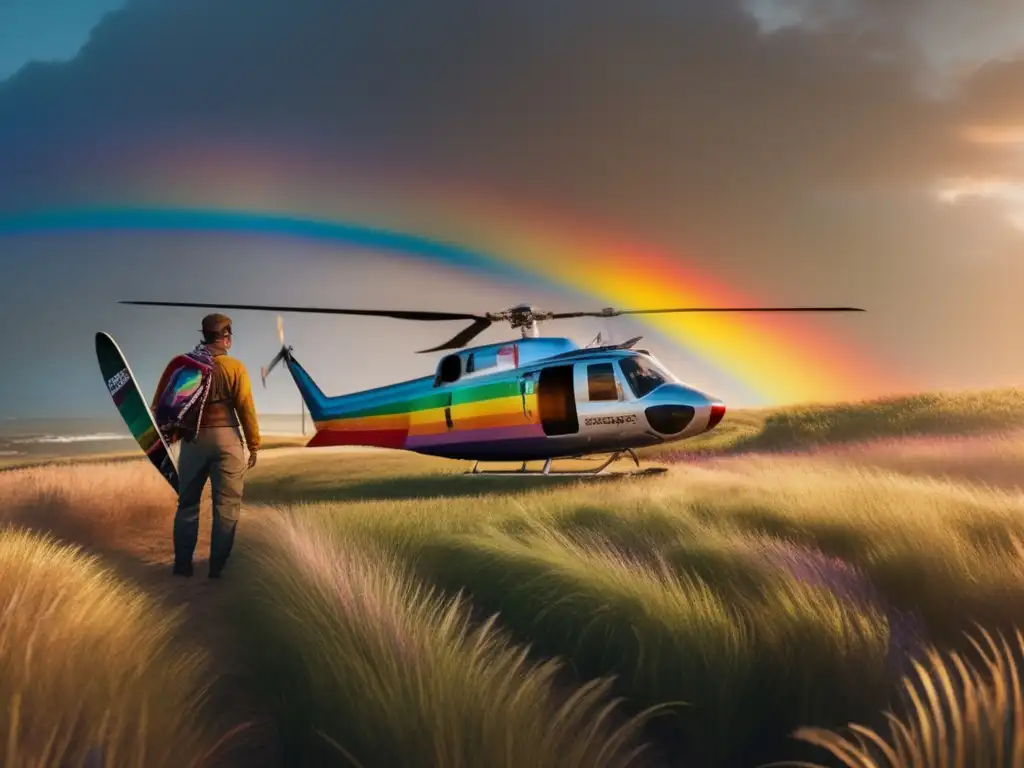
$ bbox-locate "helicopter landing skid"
[465,448,667,478]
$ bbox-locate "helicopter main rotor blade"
[119,301,489,323]
[548,306,865,318]
[120,300,864,355]
[416,318,493,353]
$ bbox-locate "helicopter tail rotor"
[260,314,289,388]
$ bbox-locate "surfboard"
[95,331,180,491]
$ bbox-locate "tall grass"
[648,387,1024,459]
[749,388,1024,449]
[666,460,1024,644]
[407,527,894,765]
[230,507,658,768]
[260,453,1024,765]
[0,463,176,550]
[778,432,1024,492]
[0,525,219,767]
[788,627,1024,768]
[8,410,1024,767]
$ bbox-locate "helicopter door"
[574,361,632,437]
[537,365,579,436]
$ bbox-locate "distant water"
[0,415,307,461]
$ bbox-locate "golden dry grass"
[0,462,175,534]
[231,508,659,767]
[240,443,1024,764]
[786,627,1024,768]
[0,461,201,575]
[3,388,1024,766]
[0,526,226,767]
[642,386,1024,459]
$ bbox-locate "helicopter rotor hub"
[502,304,544,329]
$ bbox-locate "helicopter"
[121,300,864,476]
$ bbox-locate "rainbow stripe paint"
[1,138,901,405]
[114,384,162,456]
[100,355,161,453]
[309,378,543,451]
[288,352,550,459]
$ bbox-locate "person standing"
[153,313,261,578]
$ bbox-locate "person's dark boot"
[207,561,224,579]
[172,559,193,577]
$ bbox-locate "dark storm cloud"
[1,0,1023,412]
[2,0,1014,255]
[743,0,1024,98]
[0,0,126,80]
[0,0,985,191]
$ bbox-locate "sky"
[0,0,1021,419]
[0,0,124,80]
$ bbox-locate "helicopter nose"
[642,385,726,437]
[706,399,726,432]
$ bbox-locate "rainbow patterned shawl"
[154,345,215,442]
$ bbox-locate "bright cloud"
[933,122,1024,231]
[933,176,1024,232]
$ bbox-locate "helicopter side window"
[618,356,666,399]
[587,363,620,402]
[435,354,462,386]
[466,349,497,375]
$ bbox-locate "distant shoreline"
[0,413,313,469]
[0,434,312,472]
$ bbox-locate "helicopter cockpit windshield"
[618,355,670,399]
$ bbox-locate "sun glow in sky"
[960,125,1024,147]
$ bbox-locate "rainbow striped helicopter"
[122,300,863,476]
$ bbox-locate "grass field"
[1,387,1023,767]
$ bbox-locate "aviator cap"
[200,313,232,339]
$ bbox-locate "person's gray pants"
[174,425,246,568]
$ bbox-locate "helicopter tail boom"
[280,352,330,424]
[264,343,410,449]
[256,314,331,424]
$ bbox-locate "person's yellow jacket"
[152,351,262,450]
